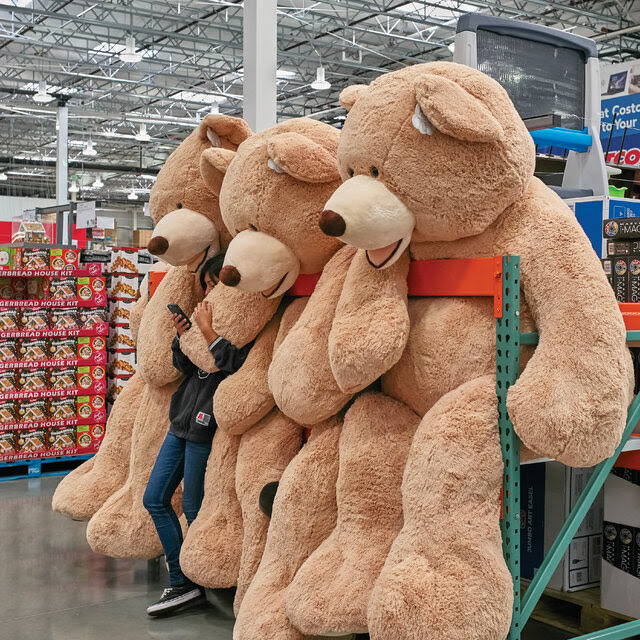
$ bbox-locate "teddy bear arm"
[213,312,281,435]
[505,185,634,467]
[269,245,357,425]
[329,250,410,393]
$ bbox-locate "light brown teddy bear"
[82,114,255,558]
[268,61,634,640]
[176,117,344,615]
[51,264,168,521]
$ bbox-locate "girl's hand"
[193,301,212,331]
[172,313,191,336]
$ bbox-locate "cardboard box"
[0,338,18,360]
[77,276,105,303]
[108,299,135,325]
[49,337,76,360]
[18,368,47,392]
[0,370,17,392]
[77,395,106,423]
[77,365,107,395]
[610,257,628,302]
[77,308,107,330]
[50,248,78,270]
[133,230,153,249]
[604,218,640,241]
[20,308,49,331]
[78,335,106,361]
[107,350,136,376]
[111,274,138,299]
[19,337,49,361]
[0,247,22,270]
[50,308,78,331]
[109,325,136,350]
[0,399,17,423]
[49,396,76,421]
[601,473,640,618]
[0,431,18,455]
[49,366,76,391]
[21,248,49,270]
[0,308,20,331]
[521,462,603,591]
[18,398,47,423]
[109,249,139,274]
[48,424,76,451]
[0,277,26,301]
[16,427,47,453]
[76,423,104,452]
[49,277,77,301]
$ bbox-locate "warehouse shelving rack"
[409,255,640,640]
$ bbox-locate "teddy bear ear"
[200,147,236,195]
[339,84,368,111]
[199,114,253,149]
[414,74,504,143]
[266,132,340,184]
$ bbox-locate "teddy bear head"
[200,117,343,298]
[318,61,535,268]
[146,114,252,267]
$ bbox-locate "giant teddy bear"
[175,117,344,614]
[78,114,257,557]
[234,62,634,640]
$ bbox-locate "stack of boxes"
[602,219,640,302]
[0,246,107,462]
[107,249,140,412]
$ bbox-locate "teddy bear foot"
[51,458,97,521]
[86,490,168,559]
[368,555,512,640]
[286,538,369,635]
[180,521,242,588]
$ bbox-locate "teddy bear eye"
[348,168,354,178]
[176,203,183,209]
[371,166,379,178]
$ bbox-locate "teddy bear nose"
[147,236,169,256]
[319,209,346,237]
[219,265,242,287]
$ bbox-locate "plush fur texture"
[52,373,145,520]
[80,116,249,557]
[270,62,633,639]
[179,118,344,594]
[234,417,342,640]
[286,393,420,636]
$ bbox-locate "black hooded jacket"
[168,334,253,443]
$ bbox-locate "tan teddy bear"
[267,61,633,639]
[175,117,344,615]
[81,114,255,558]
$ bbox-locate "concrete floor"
[0,474,571,640]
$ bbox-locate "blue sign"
[600,93,640,167]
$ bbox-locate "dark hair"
[200,253,225,291]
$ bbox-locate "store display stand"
[0,453,93,482]
[413,255,640,640]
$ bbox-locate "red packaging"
[78,277,106,305]
[0,338,18,360]
[0,431,18,456]
[78,335,106,361]
[0,308,20,331]
[50,248,78,270]
[0,399,17,423]
[49,277,77,301]
[77,395,106,423]
[48,424,76,451]
[19,337,49,361]
[49,396,76,421]
[26,277,47,301]
[49,337,76,360]
[18,398,47,423]
[17,427,47,453]
[17,368,47,392]
[0,277,27,301]
[78,308,107,330]
[77,365,106,395]
[21,248,49,270]
[20,308,49,332]
[49,366,76,391]
[50,308,79,331]
[0,370,17,393]
[77,423,104,452]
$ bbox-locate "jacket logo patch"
[196,412,211,426]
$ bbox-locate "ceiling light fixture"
[128,189,139,201]
[33,80,55,104]
[135,123,151,142]
[311,66,331,91]
[119,36,143,64]
[0,173,7,181]
[83,139,97,156]
[92,176,104,188]
[68,178,80,193]
[448,42,455,53]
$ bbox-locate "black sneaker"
[147,583,205,616]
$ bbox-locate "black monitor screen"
[476,28,585,130]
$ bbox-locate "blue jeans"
[143,431,212,587]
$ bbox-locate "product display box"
[110,273,138,299]
[601,471,640,618]
[521,462,603,591]
[49,248,78,270]
[108,325,136,350]
[107,350,136,376]
[109,249,139,274]
[108,299,135,325]
[78,335,107,363]
[602,256,640,303]
[603,218,640,241]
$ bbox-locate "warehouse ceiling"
[1,0,639,200]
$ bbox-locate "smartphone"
[167,304,192,329]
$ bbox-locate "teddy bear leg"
[179,428,244,588]
[286,392,419,636]
[233,416,341,640]
[233,410,304,614]
[368,375,513,640]
[52,373,145,521]
[86,380,183,558]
